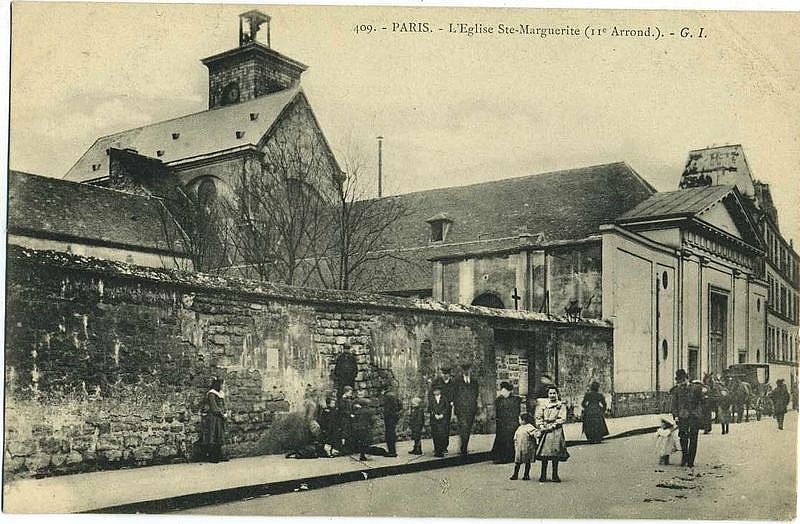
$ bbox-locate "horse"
[729,378,752,423]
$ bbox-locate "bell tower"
[201,11,308,109]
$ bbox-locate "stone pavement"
[2,413,664,514]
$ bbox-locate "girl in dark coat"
[492,381,521,463]
[201,377,227,463]
[581,382,609,444]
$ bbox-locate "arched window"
[197,178,218,208]
[472,292,505,309]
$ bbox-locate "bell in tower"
[239,10,271,47]
[202,11,308,109]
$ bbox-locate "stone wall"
[4,246,613,480]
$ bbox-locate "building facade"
[679,145,799,387]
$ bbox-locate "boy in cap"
[408,396,425,455]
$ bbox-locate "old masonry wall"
[4,247,613,480]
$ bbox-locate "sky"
[8,2,800,244]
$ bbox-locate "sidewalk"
[2,413,664,514]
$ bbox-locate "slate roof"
[8,171,187,255]
[617,185,734,222]
[357,162,656,293]
[616,185,764,250]
[64,87,302,183]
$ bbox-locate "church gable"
[256,92,342,201]
[697,200,743,239]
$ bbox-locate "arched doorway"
[472,292,505,309]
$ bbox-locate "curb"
[87,451,491,514]
[87,426,661,514]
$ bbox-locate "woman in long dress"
[535,385,569,482]
[492,381,521,464]
[581,381,609,444]
[201,376,227,463]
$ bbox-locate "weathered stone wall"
[4,247,613,480]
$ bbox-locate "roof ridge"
[380,161,632,199]
[89,86,302,144]
[12,171,165,204]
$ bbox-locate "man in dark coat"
[381,386,403,457]
[429,386,450,457]
[769,379,791,430]
[671,369,705,467]
[454,362,480,456]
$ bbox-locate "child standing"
[717,388,732,435]
[655,416,680,465]
[408,396,425,455]
[510,412,539,480]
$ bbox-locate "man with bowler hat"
[671,369,704,467]
[454,362,480,456]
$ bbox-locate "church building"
[37,11,788,414]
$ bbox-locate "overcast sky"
[9,3,800,243]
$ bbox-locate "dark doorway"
[709,290,729,376]
[472,292,505,309]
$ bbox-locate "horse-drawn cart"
[722,364,771,421]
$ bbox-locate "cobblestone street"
[184,413,797,519]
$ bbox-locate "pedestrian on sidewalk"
[201,376,228,463]
[454,362,479,456]
[408,396,425,455]
[429,368,454,454]
[717,387,732,435]
[381,385,402,457]
[352,399,373,461]
[339,386,356,453]
[581,381,609,444]
[769,379,790,430]
[317,394,340,456]
[509,412,539,480]
[492,381,520,464]
[534,385,569,482]
[430,386,450,457]
[671,369,704,468]
[654,416,680,465]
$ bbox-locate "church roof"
[358,162,656,293]
[8,170,188,256]
[64,87,302,183]
[616,185,764,250]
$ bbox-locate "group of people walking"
[656,368,792,469]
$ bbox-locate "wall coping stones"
[8,246,611,329]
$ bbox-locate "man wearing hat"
[454,362,480,456]
[429,368,454,453]
[769,379,790,430]
[671,369,704,467]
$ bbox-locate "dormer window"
[426,213,452,243]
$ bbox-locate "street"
[182,413,797,519]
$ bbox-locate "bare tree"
[314,143,412,291]
[156,183,236,274]
[229,120,338,286]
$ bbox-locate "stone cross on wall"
[511,288,521,310]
